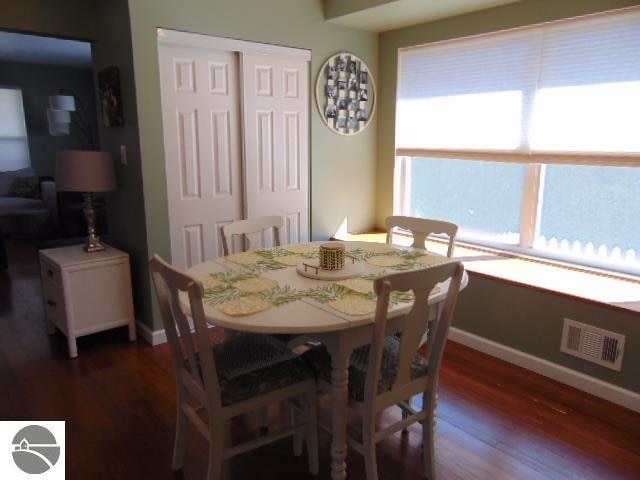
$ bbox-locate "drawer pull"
[46,299,57,307]
[47,269,53,278]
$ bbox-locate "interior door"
[158,44,243,268]
[241,53,310,246]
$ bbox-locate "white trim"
[136,320,217,347]
[448,327,640,413]
[137,321,167,346]
[519,163,544,248]
[157,28,311,61]
[394,148,640,167]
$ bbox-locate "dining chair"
[385,216,458,258]
[222,215,307,350]
[302,261,464,480]
[149,255,318,479]
[221,215,284,255]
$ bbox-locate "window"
[395,8,640,275]
[0,87,30,171]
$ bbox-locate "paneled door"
[242,53,310,246]
[158,44,243,269]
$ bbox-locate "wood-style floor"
[1,239,639,480]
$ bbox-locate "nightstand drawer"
[40,257,62,287]
[41,278,67,334]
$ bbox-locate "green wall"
[127,1,379,327]
[377,0,640,393]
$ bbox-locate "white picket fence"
[535,235,637,264]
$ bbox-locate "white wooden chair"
[222,215,307,349]
[221,215,284,255]
[149,255,318,479]
[385,216,458,258]
[303,261,464,480]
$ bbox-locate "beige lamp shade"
[56,150,116,192]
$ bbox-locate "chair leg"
[172,406,188,470]
[401,404,409,434]
[260,405,269,433]
[422,392,436,480]
[362,422,378,480]
[289,400,303,457]
[207,425,225,480]
[305,390,319,475]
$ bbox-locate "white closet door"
[241,53,310,246]
[158,44,243,268]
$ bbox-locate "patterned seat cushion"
[188,333,314,406]
[302,336,428,402]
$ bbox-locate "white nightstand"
[39,244,136,358]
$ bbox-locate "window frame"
[0,85,30,171]
[393,7,640,277]
[394,156,640,277]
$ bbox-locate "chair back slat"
[221,216,283,255]
[365,262,464,404]
[149,255,222,407]
[385,216,458,257]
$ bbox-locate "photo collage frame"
[316,52,376,136]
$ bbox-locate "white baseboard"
[448,327,640,413]
[136,321,167,346]
[135,321,639,412]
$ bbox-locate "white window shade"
[396,7,640,164]
[530,10,640,154]
[0,87,30,171]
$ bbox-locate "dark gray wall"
[0,60,99,176]
[92,0,151,331]
[0,0,152,329]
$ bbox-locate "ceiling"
[326,0,524,32]
[0,31,92,68]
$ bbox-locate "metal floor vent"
[561,318,625,371]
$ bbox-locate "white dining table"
[185,240,467,480]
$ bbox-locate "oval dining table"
[184,240,468,480]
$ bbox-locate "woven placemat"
[336,277,374,295]
[217,296,272,316]
[200,275,223,290]
[363,244,398,255]
[285,243,319,255]
[416,255,450,266]
[328,294,377,316]
[232,277,279,293]
[366,255,405,267]
[226,251,265,265]
[275,254,305,266]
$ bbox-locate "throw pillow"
[7,176,40,199]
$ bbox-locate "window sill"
[332,230,640,315]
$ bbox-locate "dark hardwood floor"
[1,239,639,479]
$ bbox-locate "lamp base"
[82,192,107,253]
[85,240,106,253]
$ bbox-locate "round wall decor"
[315,52,376,136]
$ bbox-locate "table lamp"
[56,150,116,252]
